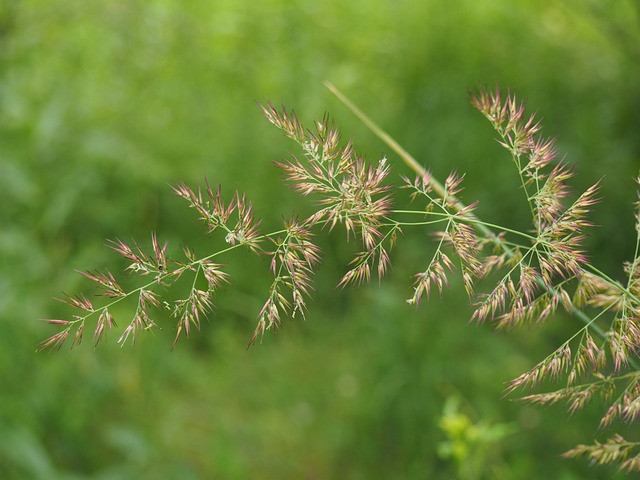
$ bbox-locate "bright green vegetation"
[1,0,639,478]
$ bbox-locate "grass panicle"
[42,87,640,472]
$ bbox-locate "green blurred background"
[1,0,639,478]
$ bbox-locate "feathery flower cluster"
[563,435,640,473]
[250,219,320,347]
[39,230,232,350]
[472,88,640,471]
[262,103,395,286]
[470,89,600,328]
[402,171,481,305]
[172,180,263,252]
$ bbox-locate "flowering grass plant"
[41,85,640,473]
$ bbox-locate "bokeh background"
[1,0,639,478]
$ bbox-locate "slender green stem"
[392,209,538,242]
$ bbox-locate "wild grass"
[42,86,640,473]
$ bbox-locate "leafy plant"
[437,395,515,480]
[41,85,640,473]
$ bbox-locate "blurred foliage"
[1,0,639,478]
[437,395,516,479]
